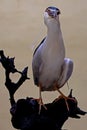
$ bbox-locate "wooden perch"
[10,94,87,130]
[0,50,21,73]
[0,50,87,130]
[0,50,30,106]
[5,67,30,106]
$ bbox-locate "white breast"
[38,18,65,90]
[39,33,65,89]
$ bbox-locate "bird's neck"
[43,19,65,57]
[48,19,60,32]
[46,20,63,43]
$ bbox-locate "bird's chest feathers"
[43,43,60,62]
[40,39,64,79]
[38,22,65,87]
[41,35,64,66]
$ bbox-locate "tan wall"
[0,0,87,129]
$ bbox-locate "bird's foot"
[36,98,47,114]
[54,94,76,111]
[55,88,76,111]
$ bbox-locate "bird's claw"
[36,98,47,114]
[54,94,77,112]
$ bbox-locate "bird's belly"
[39,57,64,91]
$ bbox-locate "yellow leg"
[37,84,47,114]
[54,82,70,111]
[57,89,69,111]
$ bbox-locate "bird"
[32,6,73,113]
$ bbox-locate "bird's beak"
[51,11,57,18]
[52,10,61,18]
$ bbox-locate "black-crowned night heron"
[32,6,73,113]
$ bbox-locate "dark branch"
[0,50,21,73]
[0,50,30,106]
[10,96,87,130]
[5,67,30,106]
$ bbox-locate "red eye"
[45,9,53,16]
[45,9,50,14]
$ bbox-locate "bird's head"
[44,6,60,25]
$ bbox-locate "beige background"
[0,0,87,129]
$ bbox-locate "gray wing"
[33,37,46,56]
[32,38,46,86]
[58,58,73,88]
